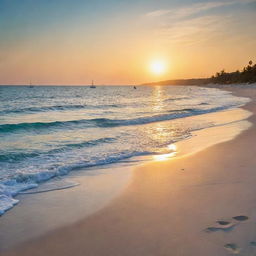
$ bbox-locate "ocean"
[0,85,250,215]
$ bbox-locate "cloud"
[143,0,256,46]
[146,2,228,18]
[157,15,230,45]
[145,0,256,19]
[145,9,172,17]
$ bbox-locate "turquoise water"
[0,85,250,215]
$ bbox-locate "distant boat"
[90,80,96,88]
[29,81,34,88]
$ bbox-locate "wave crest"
[0,105,241,133]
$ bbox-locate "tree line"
[143,60,256,86]
[210,61,256,84]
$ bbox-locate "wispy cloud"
[143,0,256,46]
[145,2,226,18]
[145,9,172,17]
[145,0,255,19]
[158,15,232,45]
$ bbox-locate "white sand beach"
[2,85,256,256]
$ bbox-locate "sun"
[150,60,167,75]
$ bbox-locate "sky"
[0,0,255,85]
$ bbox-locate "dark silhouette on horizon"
[143,61,256,86]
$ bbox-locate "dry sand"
[2,85,256,256]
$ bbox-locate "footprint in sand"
[217,220,230,226]
[206,216,249,254]
[232,216,249,222]
[205,216,249,233]
[224,243,241,254]
[205,220,235,232]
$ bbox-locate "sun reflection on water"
[153,144,177,161]
[168,144,177,151]
[150,87,179,161]
[152,86,165,112]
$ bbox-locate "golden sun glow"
[149,60,167,75]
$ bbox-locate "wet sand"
[2,85,256,256]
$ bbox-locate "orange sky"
[0,0,255,85]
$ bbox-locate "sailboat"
[90,80,96,88]
[29,81,34,88]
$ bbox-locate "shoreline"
[0,107,251,251]
[1,85,246,218]
[2,85,256,255]
[0,164,134,250]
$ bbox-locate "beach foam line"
[0,150,152,216]
[18,179,79,194]
[0,195,19,216]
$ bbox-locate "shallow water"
[0,85,250,215]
